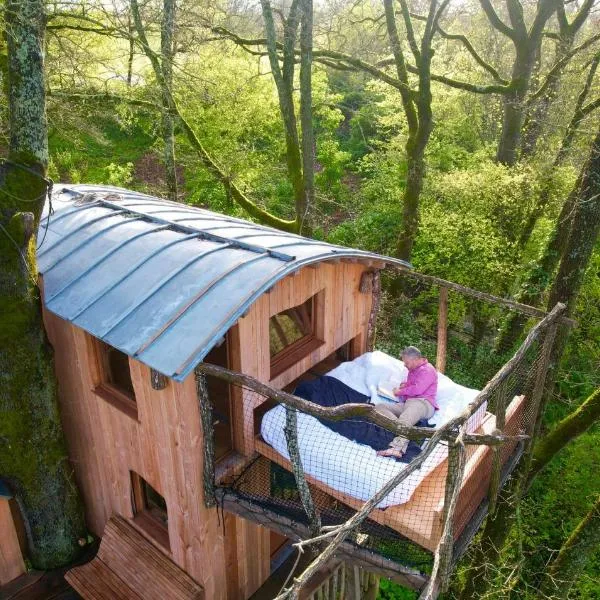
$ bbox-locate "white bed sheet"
[260,351,486,508]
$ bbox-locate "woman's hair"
[401,346,423,359]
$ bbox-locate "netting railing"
[194,273,568,598]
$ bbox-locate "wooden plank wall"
[232,261,373,456]
[0,499,26,585]
[42,310,269,600]
[41,260,373,600]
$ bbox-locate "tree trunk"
[298,0,314,232]
[261,0,305,232]
[161,0,178,200]
[537,495,600,600]
[546,126,600,314]
[397,147,425,261]
[496,49,534,166]
[0,0,86,569]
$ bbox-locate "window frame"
[269,290,325,379]
[90,336,138,420]
[130,472,170,551]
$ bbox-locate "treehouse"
[7,184,566,599]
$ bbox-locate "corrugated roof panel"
[45,228,192,316]
[73,238,223,335]
[104,248,278,355]
[38,184,411,380]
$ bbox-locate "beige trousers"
[375,398,435,453]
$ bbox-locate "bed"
[260,351,488,508]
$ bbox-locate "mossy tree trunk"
[383,0,438,262]
[527,387,600,487]
[537,494,600,600]
[0,0,86,569]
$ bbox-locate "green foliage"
[37,7,600,594]
[378,577,418,599]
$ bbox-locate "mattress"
[260,351,486,508]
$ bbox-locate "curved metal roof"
[38,184,411,381]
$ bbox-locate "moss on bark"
[1,0,86,569]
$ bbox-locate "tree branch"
[478,0,517,41]
[528,32,600,104]
[410,11,508,84]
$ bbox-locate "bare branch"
[478,0,517,41]
[528,32,600,104]
[410,11,509,84]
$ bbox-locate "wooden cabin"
[17,184,559,599]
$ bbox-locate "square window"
[269,292,324,378]
[131,472,170,550]
[91,338,137,419]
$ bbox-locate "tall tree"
[260,0,315,233]
[382,0,444,261]
[0,0,86,568]
[130,0,300,232]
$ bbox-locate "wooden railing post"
[436,286,449,373]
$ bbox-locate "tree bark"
[161,0,178,200]
[537,494,600,600]
[0,0,86,569]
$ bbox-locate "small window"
[92,338,137,419]
[270,293,324,378]
[131,472,170,550]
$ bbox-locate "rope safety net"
[196,272,564,581]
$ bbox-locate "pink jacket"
[397,360,439,410]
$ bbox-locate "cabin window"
[270,292,324,378]
[92,338,137,419]
[204,339,234,461]
[131,472,170,550]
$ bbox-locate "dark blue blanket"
[294,375,432,463]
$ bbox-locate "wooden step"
[65,516,203,600]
